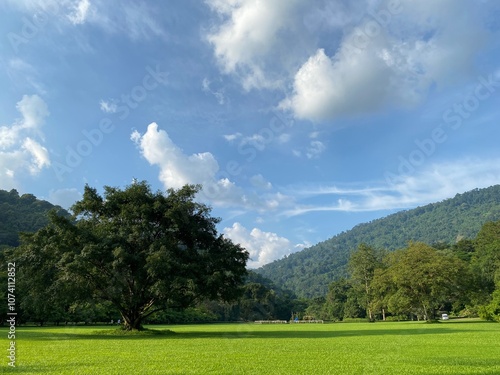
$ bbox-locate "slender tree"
[323,278,351,321]
[348,244,380,321]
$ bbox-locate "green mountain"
[256,185,500,298]
[0,189,70,248]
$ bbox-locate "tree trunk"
[365,280,373,321]
[382,308,386,321]
[422,304,429,321]
[122,310,144,330]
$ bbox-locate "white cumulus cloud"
[224,222,306,268]
[131,122,219,189]
[22,137,50,173]
[207,0,495,122]
[206,0,311,90]
[132,123,299,212]
[132,122,245,207]
[281,0,492,122]
[0,95,51,190]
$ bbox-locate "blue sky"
[1,0,500,268]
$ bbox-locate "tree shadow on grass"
[443,318,494,324]
[167,327,479,340]
[16,327,177,341]
[16,325,487,341]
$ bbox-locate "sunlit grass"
[1,319,500,374]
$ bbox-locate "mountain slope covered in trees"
[0,189,69,248]
[256,185,500,298]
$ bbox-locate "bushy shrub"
[478,288,500,322]
[146,307,218,324]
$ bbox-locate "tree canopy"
[15,182,249,330]
[380,242,468,320]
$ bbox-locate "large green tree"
[384,242,467,320]
[16,182,249,330]
[473,221,500,289]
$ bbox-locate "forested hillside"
[0,189,69,248]
[257,185,500,298]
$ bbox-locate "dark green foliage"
[312,240,478,321]
[0,189,70,247]
[473,221,500,285]
[348,244,382,320]
[257,185,500,298]
[13,182,249,330]
[380,242,469,320]
[479,287,500,322]
[203,271,305,322]
[324,278,351,321]
[146,306,219,324]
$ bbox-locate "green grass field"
[1,320,500,374]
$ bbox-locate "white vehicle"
[441,313,449,320]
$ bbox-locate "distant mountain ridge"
[256,185,500,298]
[0,189,69,248]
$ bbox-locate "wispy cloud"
[202,78,227,105]
[7,59,46,95]
[283,158,500,216]
[306,140,326,159]
[67,0,91,25]
[223,133,242,142]
[6,0,166,41]
[48,188,81,209]
[99,100,118,114]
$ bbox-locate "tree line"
[304,221,500,322]
[1,183,499,327]
[257,185,500,298]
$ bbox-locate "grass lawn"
[1,319,500,374]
